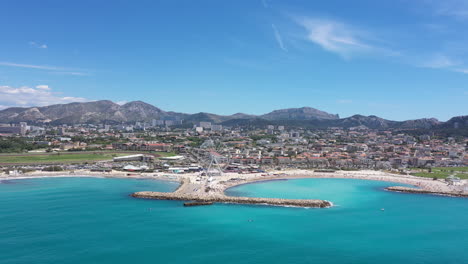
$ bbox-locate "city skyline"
[1,0,468,121]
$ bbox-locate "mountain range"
[0,100,466,132]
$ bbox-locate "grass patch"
[155,151,177,158]
[0,152,128,164]
[432,167,468,172]
[410,167,468,179]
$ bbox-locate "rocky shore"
[386,186,468,198]
[131,191,332,208]
[132,177,332,208]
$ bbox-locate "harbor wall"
[132,191,332,208]
[386,186,468,197]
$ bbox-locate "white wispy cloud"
[35,85,51,90]
[271,24,288,52]
[418,54,468,74]
[0,61,89,76]
[0,61,63,71]
[426,0,468,20]
[420,54,460,69]
[29,41,48,49]
[0,85,88,108]
[293,15,468,75]
[295,17,394,59]
[51,71,91,76]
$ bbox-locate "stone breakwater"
[183,201,214,207]
[131,191,332,208]
[386,186,468,198]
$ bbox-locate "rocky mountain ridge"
[0,100,464,132]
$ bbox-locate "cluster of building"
[1,121,467,172]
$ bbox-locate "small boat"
[381,208,385,211]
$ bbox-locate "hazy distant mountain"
[398,118,440,129]
[334,115,441,130]
[118,101,165,120]
[184,112,257,123]
[0,101,464,134]
[329,115,439,130]
[184,112,226,123]
[261,107,339,120]
[0,100,122,124]
[0,101,339,124]
[226,113,256,120]
[337,115,394,129]
[0,100,178,124]
[221,115,447,132]
[438,116,468,129]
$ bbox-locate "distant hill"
[0,100,123,124]
[260,107,339,120]
[0,101,339,125]
[331,115,440,130]
[221,115,442,130]
[438,116,468,129]
[0,100,185,124]
[0,100,465,135]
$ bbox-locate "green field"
[156,151,177,157]
[0,151,177,164]
[0,152,127,164]
[410,167,468,179]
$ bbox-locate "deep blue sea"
[1,177,467,264]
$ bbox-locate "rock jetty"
[131,177,331,208]
[183,201,214,207]
[386,186,468,198]
[131,191,332,208]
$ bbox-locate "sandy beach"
[1,169,464,196]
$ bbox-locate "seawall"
[131,191,332,208]
[386,186,468,198]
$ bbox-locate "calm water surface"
[1,177,467,264]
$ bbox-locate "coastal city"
[1,119,467,179]
[2,0,468,263]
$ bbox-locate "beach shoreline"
[1,169,465,197]
[0,171,181,184]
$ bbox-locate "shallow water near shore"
[1,177,468,264]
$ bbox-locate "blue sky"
[0,0,467,121]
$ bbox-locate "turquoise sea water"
[1,177,467,264]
